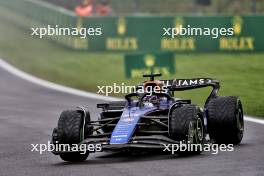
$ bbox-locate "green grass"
[0,14,264,117]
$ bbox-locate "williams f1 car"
[51,73,244,162]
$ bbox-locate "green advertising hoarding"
[84,15,262,52]
[1,0,263,53]
[124,52,175,78]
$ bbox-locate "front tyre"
[59,152,88,162]
[207,96,244,144]
[53,110,91,162]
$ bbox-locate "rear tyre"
[207,96,244,144]
[53,110,91,162]
[169,104,205,155]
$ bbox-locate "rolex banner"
[83,15,263,52]
[124,52,176,78]
[1,0,263,53]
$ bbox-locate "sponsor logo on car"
[122,117,135,123]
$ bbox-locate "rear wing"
[162,78,220,104]
[162,78,219,90]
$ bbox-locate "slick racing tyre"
[169,104,205,155]
[53,110,92,162]
[207,96,244,144]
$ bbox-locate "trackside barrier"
[0,0,263,52]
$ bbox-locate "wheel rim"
[188,121,195,143]
[196,118,204,142]
[188,117,204,144]
[236,105,244,138]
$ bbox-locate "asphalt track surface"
[0,63,264,176]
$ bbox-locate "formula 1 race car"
[51,74,244,162]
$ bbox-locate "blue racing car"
[51,73,244,162]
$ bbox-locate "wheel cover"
[196,118,204,142]
[188,121,195,143]
[236,106,244,138]
[188,117,204,144]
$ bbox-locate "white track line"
[0,59,119,101]
[0,58,263,125]
[244,116,264,125]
